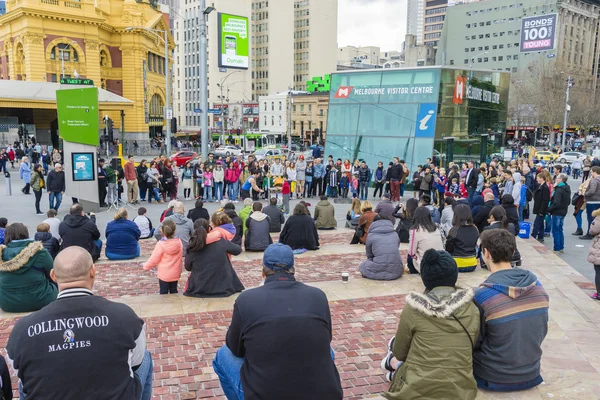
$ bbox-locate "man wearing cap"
[213,243,343,400]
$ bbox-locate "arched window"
[149,93,164,117]
[49,44,79,62]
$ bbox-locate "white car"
[557,152,586,164]
[215,146,242,157]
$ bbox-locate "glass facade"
[325,67,509,172]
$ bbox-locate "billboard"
[218,13,249,69]
[56,87,99,146]
[71,152,95,181]
[520,13,557,53]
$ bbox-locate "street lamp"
[216,71,242,144]
[126,26,172,156]
[562,74,574,151]
[60,40,78,79]
[469,51,488,69]
[200,1,216,159]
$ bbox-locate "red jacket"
[282,181,291,195]
[124,161,136,181]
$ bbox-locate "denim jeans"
[49,191,62,211]
[467,188,475,206]
[544,214,552,234]
[213,345,335,400]
[359,181,369,200]
[204,186,213,201]
[475,374,543,392]
[228,181,239,200]
[214,182,223,200]
[532,215,545,240]
[552,215,565,251]
[518,206,524,222]
[586,203,600,234]
[304,181,312,197]
[20,350,153,400]
[575,209,584,230]
[151,187,162,202]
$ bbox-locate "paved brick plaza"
[1,228,600,399]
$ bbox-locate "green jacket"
[239,206,252,234]
[314,200,337,229]
[384,287,480,400]
[105,165,118,184]
[0,240,57,313]
[30,172,44,191]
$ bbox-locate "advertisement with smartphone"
[218,13,249,69]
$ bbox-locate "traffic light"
[107,118,114,142]
[17,125,23,141]
[171,117,177,134]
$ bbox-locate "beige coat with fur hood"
[587,209,600,265]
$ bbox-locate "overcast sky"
[338,0,408,52]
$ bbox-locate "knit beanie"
[420,249,458,291]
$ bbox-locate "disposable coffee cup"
[341,272,349,283]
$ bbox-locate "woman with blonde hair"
[19,156,31,194]
[351,200,377,244]
[346,197,362,228]
[105,207,141,260]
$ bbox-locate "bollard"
[4,171,11,196]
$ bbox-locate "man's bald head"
[173,201,185,214]
[484,193,495,202]
[53,247,94,285]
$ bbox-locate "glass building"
[325,67,510,173]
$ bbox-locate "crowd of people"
[4,143,600,399]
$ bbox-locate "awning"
[0,81,134,111]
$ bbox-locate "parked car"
[250,148,289,162]
[535,150,558,161]
[170,151,197,167]
[557,151,586,164]
[214,145,242,157]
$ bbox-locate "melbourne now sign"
[520,13,557,53]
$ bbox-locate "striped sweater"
[473,268,549,386]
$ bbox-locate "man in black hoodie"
[389,157,404,202]
[532,174,550,242]
[46,163,65,211]
[213,244,342,400]
[474,193,496,232]
[59,204,102,261]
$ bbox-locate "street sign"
[166,108,173,119]
[208,109,221,114]
[56,87,99,146]
[219,68,227,73]
[60,78,94,86]
[194,108,202,113]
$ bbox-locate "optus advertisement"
[218,13,249,69]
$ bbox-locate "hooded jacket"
[34,231,59,259]
[359,219,403,280]
[143,237,183,282]
[584,176,600,202]
[384,286,479,400]
[314,200,336,229]
[184,239,244,298]
[548,182,571,217]
[473,269,549,386]
[59,214,101,261]
[224,209,243,246]
[244,212,273,251]
[239,205,253,234]
[511,172,522,205]
[533,182,550,216]
[279,214,320,250]
[154,213,194,252]
[501,197,520,234]
[262,205,285,232]
[588,208,600,265]
[0,240,57,312]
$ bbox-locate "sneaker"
[380,352,395,373]
[580,234,593,240]
[388,336,395,352]
[536,238,545,244]
[590,292,600,300]
[36,212,44,215]
[385,371,394,382]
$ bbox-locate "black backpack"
[526,187,533,202]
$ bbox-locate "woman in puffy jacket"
[587,208,600,300]
[359,215,403,280]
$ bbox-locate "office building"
[0,0,173,141]
[325,67,509,172]
[436,0,600,77]
[258,92,288,137]
[337,46,382,67]
[407,0,425,45]
[403,34,437,67]
[424,0,448,46]
[290,92,329,145]
[252,0,338,99]
[173,0,253,130]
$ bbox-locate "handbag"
[572,192,582,206]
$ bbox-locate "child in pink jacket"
[143,219,183,294]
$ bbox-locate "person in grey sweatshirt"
[154,201,194,252]
[474,229,549,392]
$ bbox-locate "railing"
[64,0,81,8]
[40,0,59,5]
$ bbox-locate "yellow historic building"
[0,0,174,141]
